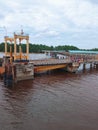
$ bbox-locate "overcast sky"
[0,0,98,49]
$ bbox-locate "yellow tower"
[4,30,29,62]
[4,36,14,63]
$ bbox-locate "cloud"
[1,0,98,30]
[47,0,98,28]
[0,0,98,49]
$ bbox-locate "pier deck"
[30,58,71,66]
[30,58,71,72]
[30,57,98,73]
[1,57,98,74]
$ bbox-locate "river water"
[0,54,98,130]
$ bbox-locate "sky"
[0,0,98,49]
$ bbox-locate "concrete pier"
[3,62,34,85]
[14,62,34,82]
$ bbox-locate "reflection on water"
[0,67,98,130]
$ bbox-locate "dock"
[0,30,98,85]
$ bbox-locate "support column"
[10,42,12,63]
[5,39,7,56]
[96,64,98,70]
[19,39,22,60]
[90,63,92,69]
[83,63,86,70]
[94,63,96,68]
[14,38,17,60]
[26,38,29,60]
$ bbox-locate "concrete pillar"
[90,63,92,69]
[94,63,96,68]
[83,63,86,70]
[96,64,98,70]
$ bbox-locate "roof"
[69,50,98,54]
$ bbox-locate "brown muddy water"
[0,66,98,130]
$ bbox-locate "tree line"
[0,42,98,53]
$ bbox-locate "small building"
[43,50,67,59]
[56,53,66,59]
